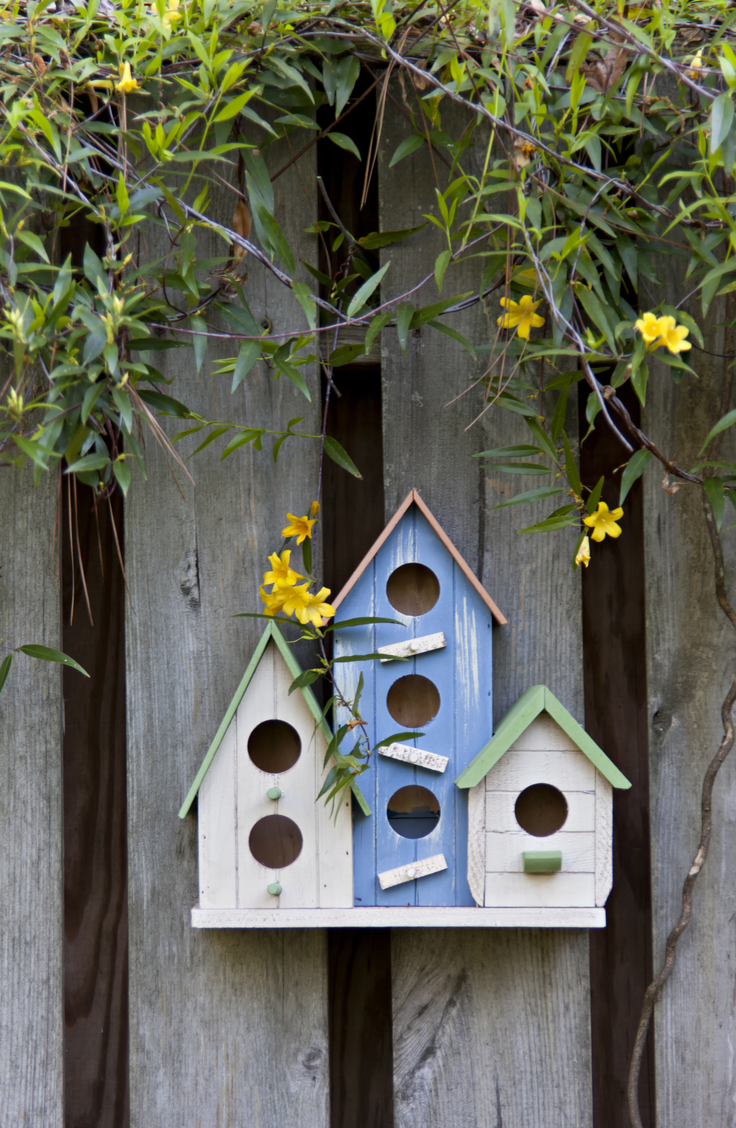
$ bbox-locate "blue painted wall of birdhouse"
[334,504,495,907]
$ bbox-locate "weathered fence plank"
[0,468,63,1126]
[125,138,330,1126]
[644,315,736,1126]
[379,101,593,1126]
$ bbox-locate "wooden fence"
[1,92,735,1128]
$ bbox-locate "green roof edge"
[454,684,631,791]
[178,621,370,818]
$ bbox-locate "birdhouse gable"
[180,620,352,914]
[454,685,632,791]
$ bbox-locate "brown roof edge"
[331,488,507,625]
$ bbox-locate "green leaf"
[619,449,652,505]
[335,54,360,117]
[329,343,365,367]
[397,303,413,354]
[474,445,543,458]
[65,452,111,474]
[525,419,558,462]
[137,389,192,417]
[328,617,404,629]
[288,669,321,693]
[332,653,407,662]
[389,134,424,168]
[112,386,133,433]
[359,224,426,250]
[434,248,451,292]
[705,476,726,530]
[699,408,736,454]
[493,488,564,509]
[327,132,361,160]
[17,644,89,677]
[347,261,391,319]
[16,230,49,262]
[518,514,578,534]
[323,436,362,478]
[112,459,132,495]
[711,92,734,155]
[487,462,552,475]
[586,475,605,514]
[562,431,583,497]
[551,383,569,441]
[373,731,425,749]
[292,281,317,329]
[231,340,262,391]
[191,316,207,372]
[0,653,12,695]
[252,198,295,272]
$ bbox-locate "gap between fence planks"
[0,467,63,1125]
[378,94,593,1128]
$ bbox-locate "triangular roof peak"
[454,685,631,791]
[332,488,507,625]
[178,621,370,818]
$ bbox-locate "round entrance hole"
[386,563,440,617]
[514,784,568,837]
[387,785,440,839]
[386,674,440,727]
[248,719,301,773]
[249,814,303,868]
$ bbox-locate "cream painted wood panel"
[379,742,448,772]
[595,773,613,906]
[486,831,595,873]
[485,788,596,832]
[192,906,607,927]
[506,713,580,752]
[378,632,446,661]
[485,749,595,792]
[378,854,448,889]
[484,872,596,908]
[199,719,238,908]
[467,782,486,906]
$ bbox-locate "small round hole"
[248,720,301,773]
[386,674,440,727]
[387,785,440,839]
[249,815,303,868]
[386,563,440,616]
[514,784,568,837]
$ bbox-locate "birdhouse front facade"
[180,621,352,917]
[332,490,507,909]
[455,686,631,911]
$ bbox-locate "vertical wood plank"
[643,310,736,1126]
[125,136,329,1126]
[0,468,63,1125]
[379,97,592,1126]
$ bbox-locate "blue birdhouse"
[333,489,507,908]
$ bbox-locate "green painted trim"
[453,686,545,789]
[523,850,562,873]
[454,684,632,790]
[178,620,370,817]
[178,621,277,818]
[267,882,282,896]
[542,687,631,789]
[267,787,282,800]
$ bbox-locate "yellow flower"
[497,295,545,340]
[260,584,287,617]
[583,502,623,542]
[685,50,704,81]
[115,62,141,94]
[263,550,303,590]
[162,0,182,28]
[297,587,337,628]
[282,512,316,544]
[654,315,691,354]
[574,535,591,569]
[634,311,663,346]
[310,499,320,517]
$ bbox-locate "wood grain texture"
[466,783,485,906]
[62,487,128,1128]
[595,775,613,907]
[379,96,592,1127]
[643,306,736,1127]
[125,134,330,1127]
[0,467,63,1126]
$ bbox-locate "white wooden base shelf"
[191,905,606,928]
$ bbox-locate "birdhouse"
[454,685,631,920]
[332,489,507,909]
[180,621,352,925]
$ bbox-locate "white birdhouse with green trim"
[179,621,352,920]
[455,686,631,921]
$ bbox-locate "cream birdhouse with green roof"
[455,685,631,920]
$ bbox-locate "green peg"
[267,882,282,896]
[267,787,282,800]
